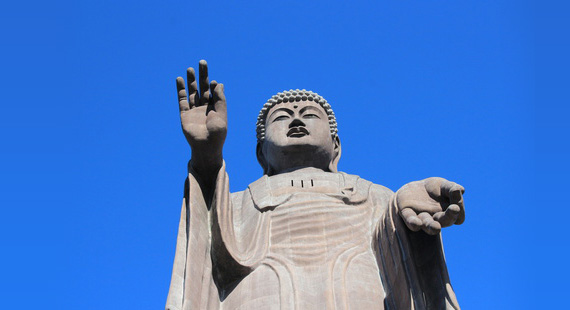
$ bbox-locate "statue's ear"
[256,142,269,175]
[328,135,342,172]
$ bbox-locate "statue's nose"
[289,117,305,128]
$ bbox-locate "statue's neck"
[268,166,329,177]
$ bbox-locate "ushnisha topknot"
[256,89,338,142]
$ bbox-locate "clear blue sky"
[1,1,567,309]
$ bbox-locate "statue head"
[256,89,341,175]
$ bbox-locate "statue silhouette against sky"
[166,60,465,310]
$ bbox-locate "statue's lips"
[287,127,309,138]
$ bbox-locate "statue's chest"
[246,170,375,265]
[265,181,374,265]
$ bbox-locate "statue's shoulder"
[369,182,394,198]
[338,171,394,197]
[338,171,394,194]
[230,190,246,205]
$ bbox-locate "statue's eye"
[303,113,319,119]
[273,115,289,121]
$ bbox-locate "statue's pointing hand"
[396,177,465,235]
[176,60,227,171]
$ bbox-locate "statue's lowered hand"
[395,177,465,235]
[176,60,227,172]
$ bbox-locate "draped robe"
[166,163,460,310]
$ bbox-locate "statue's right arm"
[176,60,227,205]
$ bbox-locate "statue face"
[259,100,339,175]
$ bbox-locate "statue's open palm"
[176,60,227,166]
[396,177,465,235]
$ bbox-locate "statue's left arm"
[167,61,228,310]
[375,177,465,310]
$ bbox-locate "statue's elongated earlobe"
[328,136,341,173]
[256,142,269,175]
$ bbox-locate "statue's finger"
[434,204,460,227]
[439,180,464,203]
[400,208,422,232]
[186,67,198,108]
[210,80,220,102]
[449,184,465,204]
[210,81,227,116]
[424,177,445,198]
[456,201,466,225]
[418,212,441,235]
[444,183,465,225]
[176,77,190,112]
[433,211,446,225]
[198,60,210,105]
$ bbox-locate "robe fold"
[166,162,460,310]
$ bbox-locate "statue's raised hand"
[396,177,465,235]
[176,60,227,172]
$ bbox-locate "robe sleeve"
[375,187,460,310]
[165,163,224,310]
[166,162,267,310]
